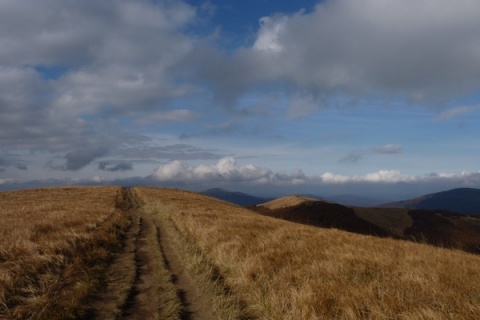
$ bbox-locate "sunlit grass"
[0,186,129,319]
[136,187,480,320]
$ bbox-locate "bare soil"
[89,188,215,320]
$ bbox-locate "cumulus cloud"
[321,170,414,184]
[152,157,271,184]
[0,0,199,156]
[253,16,289,53]
[191,0,480,112]
[273,169,308,185]
[150,156,480,190]
[321,169,480,186]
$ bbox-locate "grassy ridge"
[136,187,480,320]
[0,187,129,319]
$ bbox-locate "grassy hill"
[251,195,480,254]
[2,186,480,319]
[137,187,480,319]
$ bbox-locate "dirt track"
[90,188,214,320]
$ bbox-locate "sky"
[1,0,480,200]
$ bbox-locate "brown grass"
[135,187,480,320]
[259,195,319,210]
[0,186,130,319]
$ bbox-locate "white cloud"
[0,0,200,155]
[322,170,417,184]
[253,16,288,53]
[151,157,480,189]
[0,178,15,185]
[199,0,480,113]
[273,169,308,185]
[152,157,272,184]
[321,169,480,186]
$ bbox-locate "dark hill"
[252,198,390,237]
[382,188,480,215]
[249,196,480,254]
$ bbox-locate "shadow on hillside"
[248,202,480,255]
[405,210,480,254]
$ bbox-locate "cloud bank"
[150,157,480,189]
[152,157,272,184]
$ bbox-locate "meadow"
[1,186,480,319]
[0,187,129,319]
[137,187,480,320]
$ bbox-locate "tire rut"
[90,187,215,320]
[88,205,140,320]
[154,222,214,320]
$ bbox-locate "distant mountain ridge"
[200,188,387,207]
[200,188,274,206]
[381,188,480,216]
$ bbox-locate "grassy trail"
[90,188,215,320]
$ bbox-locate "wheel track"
[90,187,215,319]
[88,205,140,320]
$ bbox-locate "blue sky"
[1,0,480,200]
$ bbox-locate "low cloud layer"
[150,157,480,189]
[152,157,272,184]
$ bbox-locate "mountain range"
[381,188,480,215]
[202,187,480,216]
[200,188,275,206]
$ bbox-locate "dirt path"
[89,188,215,320]
[155,215,214,320]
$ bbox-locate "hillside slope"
[254,196,391,237]
[136,187,480,319]
[251,195,480,254]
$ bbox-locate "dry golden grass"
[259,195,319,210]
[0,186,129,320]
[136,187,480,320]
